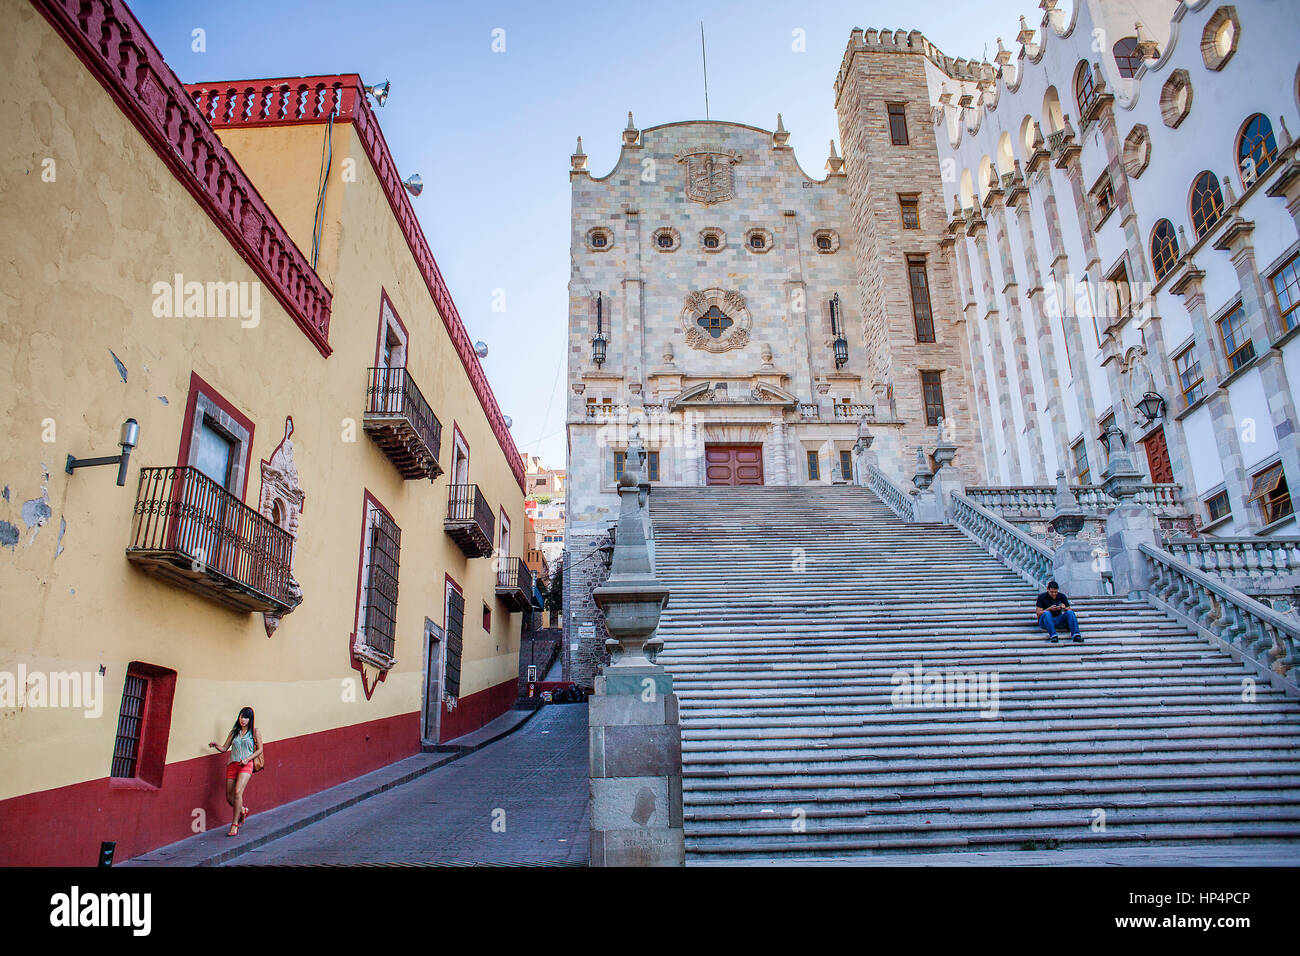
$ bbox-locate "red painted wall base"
[438,677,519,742]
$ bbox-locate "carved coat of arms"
[675,145,741,205]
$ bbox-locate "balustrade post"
[1102,456,1164,600]
[1048,470,1104,595]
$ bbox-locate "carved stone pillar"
[769,419,790,485]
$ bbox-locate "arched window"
[1075,61,1098,118]
[1190,172,1225,239]
[1151,219,1179,280]
[1238,113,1279,187]
[1113,37,1142,78]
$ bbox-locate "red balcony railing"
[126,466,294,613]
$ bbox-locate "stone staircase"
[649,485,1300,863]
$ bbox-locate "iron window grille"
[360,507,401,660]
[110,673,148,778]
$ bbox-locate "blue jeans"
[1038,609,1079,637]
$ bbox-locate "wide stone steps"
[646,484,1300,862]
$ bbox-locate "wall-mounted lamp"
[591,291,607,367]
[365,80,390,107]
[830,293,848,369]
[402,174,423,197]
[1135,391,1167,425]
[67,418,139,486]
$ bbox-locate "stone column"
[682,417,703,487]
[1008,171,1072,474]
[968,209,1025,482]
[589,445,682,867]
[1169,265,1256,529]
[987,197,1047,481]
[1215,212,1300,515]
[770,419,790,485]
[950,225,1000,481]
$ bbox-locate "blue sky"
[135,0,1047,467]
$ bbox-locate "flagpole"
[700,21,710,120]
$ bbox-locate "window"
[1092,175,1115,225]
[110,662,176,786]
[704,235,718,249]
[698,305,733,338]
[812,229,839,254]
[111,673,148,779]
[1248,462,1293,525]
[483,603,492,632]
[1113,37,1142,78]
[807,449,821,481]
[1123,124,1152,179]
[658,234,672,248]
[1159,70,1193,128]
[817,235,832,250]
[1218,304,1255,372]
[1072,438,1091,485]
[614,451,626,481]
[1075,60,1099,118]
[1204,489,1231,523]
[887,103,909,145]
[1271,254,1300,334]
[357,500,401,663]
[1174,346,1205,406]
[1102,261,1132,326]
[1201,6,1239,71]
[750,234,765,249]
[444,579,464,699]
[907,256,936,343]
[899,195,920,229]
[1238,114,1279,187]
[919,371,945,426]
[587,227,613,251]
[839,449,854,481]
[745,227,773,253]
[1150,219,1179,280]
[647,451,660,482]
[700,228,725,251]
[1190,171,1224,239]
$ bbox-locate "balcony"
[445,484,495,557]
[364,367,443,480]
[496,556,534,612]
[832,403,877,421]
[126,466,295,614]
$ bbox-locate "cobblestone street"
[231,705,589,866]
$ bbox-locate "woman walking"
[208,706,263,836]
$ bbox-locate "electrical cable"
[310,108,336,270]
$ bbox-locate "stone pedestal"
[1105,502,1162,599]
[588,667,684,866]
[1051,538,1105,595]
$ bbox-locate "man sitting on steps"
[1035,580,1083,643]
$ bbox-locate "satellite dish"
[474,341,489,358]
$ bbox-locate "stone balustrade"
[966,483,1186,518]
[949,492,1054,588]
[1140,544,1300,694]
[867,465,915,523]
[1163,537,1300,589]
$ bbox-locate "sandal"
[239,806,250,824]
[227,823,240,837]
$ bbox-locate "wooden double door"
[705,444,764,486]
[1142,427,1174,484]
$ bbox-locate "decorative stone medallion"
[681,288,752,352]
[675,144,742,205]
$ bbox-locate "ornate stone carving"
[675,144,742,205]
[681,288,753,353]
[258,416,306,637]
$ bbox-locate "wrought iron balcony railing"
[364,366,443,480]
[445,484,495,557]
[126,466,294,613]
[495,555,534,612]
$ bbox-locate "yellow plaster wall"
[0,0,524,802]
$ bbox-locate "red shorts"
[226,760,254,780]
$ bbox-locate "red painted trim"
[374,288,410,368]
[349,490,399,699]
[175,371,257,501]
[126,662,177,789]
[178,73,525,492]
[28,0,332,357]
[0,711,420,866]
[438,676,517,742]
